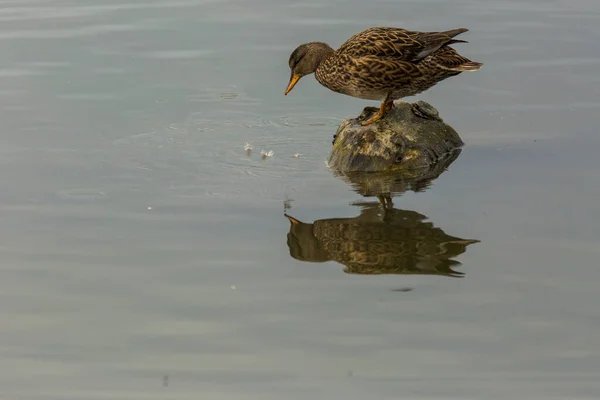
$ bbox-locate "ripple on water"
[57,189,108,201]
[0,23,163,40]
[0,69,46,78]
[108,104,336,200]
[0,1,206,22]
[138,49,217,60]
[188,85,262,107]
[56,93,116,101]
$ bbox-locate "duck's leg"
[361,94,394,126]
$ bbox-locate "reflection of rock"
[328,101,463,173]
[285,205,478,277]
[334,147,460,203]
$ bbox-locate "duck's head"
[285,42,334,95]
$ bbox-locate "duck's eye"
[293,55,306,69]
[289,48,305,68]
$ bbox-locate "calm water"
[2,0,600,399]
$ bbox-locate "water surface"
[1,0,600,399]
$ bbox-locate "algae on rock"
[327,100,464,173]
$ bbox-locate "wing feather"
[337,27,469,62]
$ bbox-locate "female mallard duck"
[285,27,482,125]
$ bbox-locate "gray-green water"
[2,1,600,399]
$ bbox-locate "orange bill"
[284,74,301,95]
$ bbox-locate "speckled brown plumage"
[285,206,479,277]
[285,27,482,125]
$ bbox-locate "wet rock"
[328,100,464,173]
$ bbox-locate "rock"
[328,100,464,173]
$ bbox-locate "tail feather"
[429,46,483,72]
[412,28,469,61]
[447,39,468,45]
[448,61,483,72]
[442,28,469,39]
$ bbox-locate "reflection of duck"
[285,204,478,277]
[285,150,478,277]
[285,27,482,125]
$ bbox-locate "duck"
[284,27,482,125]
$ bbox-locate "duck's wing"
[347,48,482,88]
[350,55,425,85]
[337,27,469,63]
